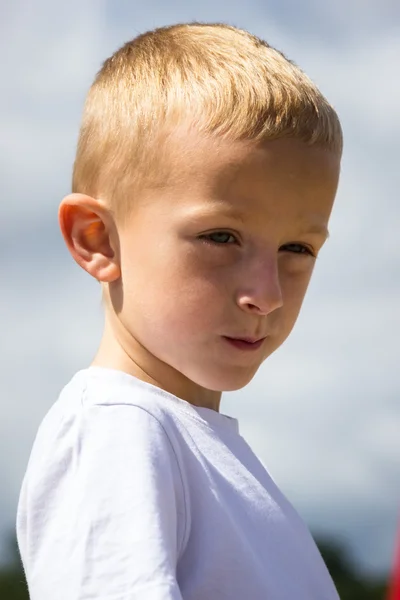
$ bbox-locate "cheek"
[280,269,314,321]
[123,251,228,335]
[161,275,226,332]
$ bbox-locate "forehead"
[152,131,340,225]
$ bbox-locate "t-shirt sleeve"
[18,403,187,600]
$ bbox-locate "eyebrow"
[300,224,330,239]
[184,206,330,238]
[183,206,246,223]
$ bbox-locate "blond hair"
[72,22,343,222]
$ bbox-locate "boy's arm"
[18,403,187,600]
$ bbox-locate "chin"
[196,366,260,393]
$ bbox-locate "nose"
[236,256,283,316]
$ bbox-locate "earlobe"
[58,194,121,283]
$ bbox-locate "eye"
[199,231,238,245]
[280,243,315,257]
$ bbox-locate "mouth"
[222,336,266,351]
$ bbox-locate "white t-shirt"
[16,367,339,599]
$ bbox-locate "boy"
[16,22,343,599]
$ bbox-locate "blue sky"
[1,0,399,576]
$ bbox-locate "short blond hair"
[72,22,343,222]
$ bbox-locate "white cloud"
[0,0,107,222]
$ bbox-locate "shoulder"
[17,370,192,581]
[30,368,190,481]
[22,370,191,521]
[50,367,183,437]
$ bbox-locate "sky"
[1,0,399,577]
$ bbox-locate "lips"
[222,336,266,351]
[232,336,265,343]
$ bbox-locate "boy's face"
[110,133,340,399]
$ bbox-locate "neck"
[91,311,222,411]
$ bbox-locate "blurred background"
[1,0,399,598]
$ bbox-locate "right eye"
[199,231,238,245]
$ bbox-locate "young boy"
[16,22,343,599]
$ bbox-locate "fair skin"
[59,133,340,412]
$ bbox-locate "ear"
[58,193,121,282]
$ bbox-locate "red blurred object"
[389,531,400,600]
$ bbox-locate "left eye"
[200,232,238,245]
[281,243,314,256]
